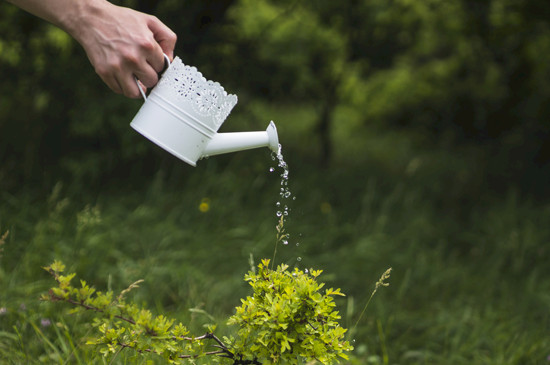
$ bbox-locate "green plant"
[226,259,353,364]
[42,259,353,364]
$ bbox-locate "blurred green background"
[1,0,549,363]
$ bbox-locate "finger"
[118,72,143,99]
[97,71,124,95]
[146,42,167,74]
[133,64,159,89]
[147,16,177,60]
[136,79,148,98]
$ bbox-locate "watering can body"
[130,57,279,166]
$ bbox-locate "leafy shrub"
[226,259,353,364]
[42,258,353,364]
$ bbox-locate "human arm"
[6,0,177,98]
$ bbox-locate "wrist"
[60,0,108,42]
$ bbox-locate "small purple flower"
[40,318,51,327]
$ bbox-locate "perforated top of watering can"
[152,57,238,130]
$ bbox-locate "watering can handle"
[135,53,171,101]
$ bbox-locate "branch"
[177,349,227,359]
[116,333,239,362]
[175,333,235,359]
[47,292,136,325]
[47,291,242,361]
[118,340,227,359]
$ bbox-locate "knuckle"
[95,63,115,78]
[139,38,156,52]
[142,74,158,88]
[98,53,131,72]
[121,50,140,67]
[169,30,177,43]
[127,89,141,99]
[94,65,107,78]
[137,37,157,53]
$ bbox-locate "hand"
[68,1,177,98]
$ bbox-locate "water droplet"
[276,202,281,207]
[276,211,282,217]
[305,268,309,274]
[284,192,291,198]
[269,167,275,172]
[297,257,302,261]
[283,240,289,245]
[296,242,300,247]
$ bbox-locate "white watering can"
[130,56,279,166]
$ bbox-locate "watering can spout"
[201,121,279,158]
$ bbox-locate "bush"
[42,258,353,364]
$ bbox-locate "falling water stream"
[273,145,291,225]
[270,143,301,264]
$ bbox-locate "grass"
[1,128,549,363]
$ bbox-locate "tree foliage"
[1,0,550,188]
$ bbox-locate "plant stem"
[351,268,392,335]
[48,294,136,325]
